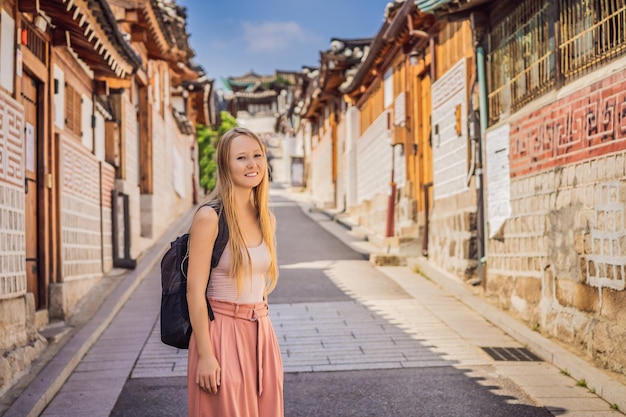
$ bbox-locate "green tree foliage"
[196,111,238,193]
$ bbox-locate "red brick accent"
[510,69,626,177]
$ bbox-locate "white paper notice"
[486,124,511,237]
[26,123,35,172]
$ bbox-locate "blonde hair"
[206,127,278,295]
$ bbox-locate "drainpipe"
[385,139,397,238]
[475,46,488,284]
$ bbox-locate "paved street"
[4,186,625,417]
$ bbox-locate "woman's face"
[228,134,266,189]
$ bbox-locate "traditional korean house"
[417,0,626,386]
[338,1,436,255]
[299,38,371,210]
[0,0,140,396]
[0,0,206,397]
[115,0,202,250]
[291,66,319,188]
[223,70,297,181]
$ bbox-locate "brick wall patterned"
[0,184,26,299]
[101,162,115,272]
[510,68,626,178]
[431,58,469,200]
[486,68,626,374]
[0,91,25,299]
[0,90,24,188]
[488,150,626,373]
[356,110,392,203]
[488,173,549,281]
[585,181,626,291]
[428,200,477,277]
[60,137,102,281]
[493,70,626,293]
[125,98,139,187]
[426,58,476,277]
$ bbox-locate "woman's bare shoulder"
[191,205,219,237]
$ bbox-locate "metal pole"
[385,144,398,237]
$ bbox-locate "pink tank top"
[206,241,269,304]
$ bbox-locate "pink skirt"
[188,299,284,417]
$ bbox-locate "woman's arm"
[187,205,220,393]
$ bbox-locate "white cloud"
[241,21,320,53]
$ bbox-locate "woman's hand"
[196,354,221,394]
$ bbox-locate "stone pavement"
[2,186,626,417]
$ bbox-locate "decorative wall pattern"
[510,69,626,177]
[431,58,469,200]
[101,162,115,272]
[0,90,24,187]
[356,110,393,203]
[60,137,102,281]
[0,184,26,299]
[585,181,626,290]
[0,92,26,299]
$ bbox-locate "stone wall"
[486,67,626,375]
[429,189,478,278]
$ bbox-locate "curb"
[410,257,626,413]
[2,206,197,417]
[308,200,626,413]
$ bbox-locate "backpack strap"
[200,200,229,321]
[211,204,229,269]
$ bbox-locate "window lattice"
[488,0,553,123]
[65,83,82,136]
[487,0,626,124]
[560,0,626,79]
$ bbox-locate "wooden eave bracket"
[141,5,171,59]
[33,0,134,79]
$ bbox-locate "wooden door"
[418,72,433,206]
[22,72,43,308]
[415,71,433,256]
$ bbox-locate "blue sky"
[177,1,387,89]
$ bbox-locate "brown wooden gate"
[415,71,433,256]
[22,71,44,308]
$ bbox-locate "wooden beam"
[98,77,132,89]
[124,9,139,23]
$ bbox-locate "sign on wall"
[486,123,512,237]
[431,58,469,200]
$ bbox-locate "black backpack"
[160,202,229,349]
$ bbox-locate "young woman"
[186,127,283,417]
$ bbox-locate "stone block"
[555,279,599,313]
[485,273,514,304]
[369,253,406,267]
[574,232,585,254]
[600,287,626,321]
[513,276,542,304]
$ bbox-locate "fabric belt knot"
[208,299,269,396]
